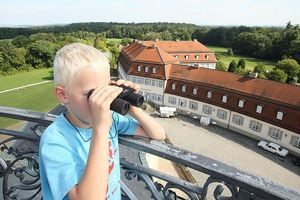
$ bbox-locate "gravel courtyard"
[149,112,300,193]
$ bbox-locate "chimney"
[151,44,157,48]
[175,39,179,42]
[155,38,159,42]
[193,39,198,42]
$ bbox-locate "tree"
[216,61,227,71]
[120,38,132,46]
[12,35,32,48]
[237,59,246,69]
[276,58,300,81]
[161,30,172,40]
[254,63,267,79]
[228,60,237,72]
[26,40,55,68]
[267,69,288,82]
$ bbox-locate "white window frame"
[276,111,284,120]
[238,99,245,108]
[185,55,189,60]
[168,96,176,104]
[178,99,187,107]
[137,77,144,84]
[249,120,262,132]
[268,127,283,140]
[256,105,263,114]
[171,83,176,90]
[157,94,162,102]
[232,114,244,126]
[222,95,228,103]
[137,65,142,72]
[195,55,199,60]
[145,78,150,85]
[207,91,212,99]
[290,136,300,149]
[202,105,212,115]
[182,85,187,92]
[151,79,156,86]
[193,87,198,95]
[131,76,137,83]
[217,109,228,120]
[189,101,198,110]
[158,80,163,88]
[152,67,157,73]
[145,66,149,73]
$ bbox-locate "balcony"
[0,105,299,200]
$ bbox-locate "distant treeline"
[1,22,299,63]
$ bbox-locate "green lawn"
[0,68,53,91]
[208,46,276,71]
[107,38,123,45]
[0,73,57,128]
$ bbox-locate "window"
[268,127,283,140]
[158,80,163,88]
[193,87,198,95]
[217,109,228,120]
[207,91,212,99]
[145,66,149,73]
[189,101,198,110]
[185,55,189,60]
[256,105,263,114]
[222,95,228,103]
[178,99,186,107]
[276,111,284,120]
[290,136,300,149]
[151,93,157,101]
[182,85,187,92]
[157,94,162,102]
[205,54,210,60]
[145,78,150,85]
[249,120,262,132]
[137,77,144,84]
[152,67,157,73]
[168,96,176,104]
[232,114,244,126]
[238,99,245,108]
[202,105,212,115]
[131,76,137,83]
[151,79,156,86]
[137,65,142,72]
[195,55,199,60]
[171,83,176,90]
[174,55,178,59]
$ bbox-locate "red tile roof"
[169,64,300,107]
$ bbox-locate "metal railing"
[0,106,299,200]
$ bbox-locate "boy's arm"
[68,85,123,200]
[129,106,166,141]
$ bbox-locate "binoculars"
[87,85,144,115]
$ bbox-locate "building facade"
[118,40,300,156]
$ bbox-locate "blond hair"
[53,43,109,87]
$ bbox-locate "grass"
[208,46,276,71]
[107,38,123,45]
[0,68,53,91]
[0,78,57,128]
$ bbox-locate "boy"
[39,43,166,200]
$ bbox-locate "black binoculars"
[87,85,144,115]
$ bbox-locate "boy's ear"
[55,86,69,104]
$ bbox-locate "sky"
[1,0,300,27]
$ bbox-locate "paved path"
[0,80,51,94]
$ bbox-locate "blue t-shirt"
[39,111,139,200]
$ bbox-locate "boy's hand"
[88,85,123,129]
[110,79,140,93]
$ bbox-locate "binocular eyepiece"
[87,85,144,115]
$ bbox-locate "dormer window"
[238,99,245,108]
[185,55,189,60]
[256,105,263,114]
[205,54,210,60]
[182,85,187,92]
[145,66,149,73]
[195,55,199,60]
[152,67,157,73]
[137,65,142,72]
[207,91,212,99]
[174,55,178,59]
[193,87,198,95]
[171,83,177,90]
[276,111,284,120]
[222,95,228,103]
